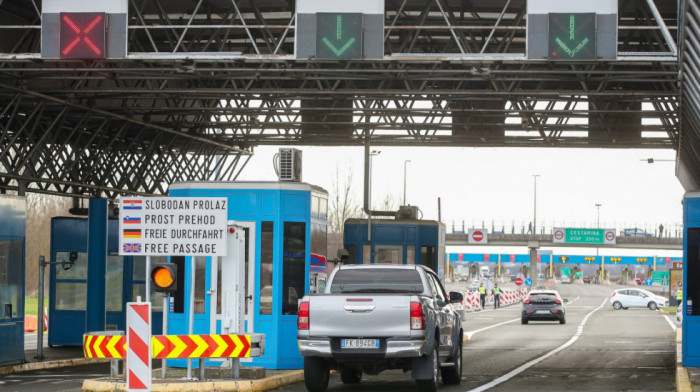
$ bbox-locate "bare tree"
[378,193,400,212]
[327,164,363,257]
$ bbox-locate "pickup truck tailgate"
[308,295,413,338]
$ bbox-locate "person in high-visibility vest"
[478,283,486,309]
[492,284,501,309]
[677,287,683,302]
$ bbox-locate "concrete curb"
[82,370,305,392]
[0,358,109,376]
[676,328,692,392]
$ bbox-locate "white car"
[561,276,571,284]
[610,288,667,310]
[677,306,683,323]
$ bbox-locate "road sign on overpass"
[552,228,616,245]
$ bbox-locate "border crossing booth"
[342,217,446,279]
[167,181,328,369]
[0,195,25,366]
[48,217,163,346]
[683,192,700,366]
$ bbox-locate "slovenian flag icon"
[123,216,141,224]
[123,199,142,210]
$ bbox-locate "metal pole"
[187,258,195,379]
[146,255,151,304]
[533,175,540,234]
[36,256,45,359]
[403,160,411,206]
[595,204,602,256]
[161,294,168,379]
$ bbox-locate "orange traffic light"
[150,264,177,292]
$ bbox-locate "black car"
[521,290,566,324]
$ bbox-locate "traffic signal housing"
[151,264,177,292]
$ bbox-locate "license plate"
[535,310,550,314]
[341,339,379,349]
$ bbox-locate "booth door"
[210,222,255,341]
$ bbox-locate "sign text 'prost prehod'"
[119,197,228,256]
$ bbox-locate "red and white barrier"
[127,302,151,392]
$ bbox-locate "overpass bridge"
[446,233,683,250]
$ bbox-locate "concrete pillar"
[529,247,538,288]
[85,198,107,333]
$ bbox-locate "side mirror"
[448,291,463,304]
[563,298,569,303]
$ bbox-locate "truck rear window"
[329,269,424,294]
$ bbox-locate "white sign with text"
[118,197,228,256]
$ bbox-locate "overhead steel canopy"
[0,0,687,198]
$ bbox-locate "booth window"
[260,222,274,315]
[311,222,327,256]
[421,246,436,270]
[363,245,371,264]
[193,256,207,314]
[282,222,305,315]
[0,240,22,318]
[106,256,123,311]
[406,246,415,265]
[55,252,87,311]
[688,228,700,315]
[319,198,328,220]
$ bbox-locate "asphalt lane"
[276,283,677,392]
[0,363,109,392]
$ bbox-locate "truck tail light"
[298,302,310,330]
[410,302,425,330]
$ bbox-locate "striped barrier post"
[127,302,151,392]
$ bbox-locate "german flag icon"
[123,229,141,238]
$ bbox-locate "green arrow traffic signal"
[548,13,596,60]
[316,13,363,60]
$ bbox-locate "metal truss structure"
[0,0,688,198]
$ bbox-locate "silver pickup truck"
[297,264,464,392]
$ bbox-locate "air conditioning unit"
[278,148,302,181]
[395,205,419,220]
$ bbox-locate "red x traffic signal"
[60,13,106,59]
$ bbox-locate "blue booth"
[49,217,163,346]
[0,196,25,366]
[683,192,700,366]
[167,181,328,369]
[342,218,446,278]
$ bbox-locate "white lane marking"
[466,318,520,340]
[663,315,677,332]
[466,298,607,392]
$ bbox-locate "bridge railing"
[449,220,683,239]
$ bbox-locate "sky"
[236,145,684,257]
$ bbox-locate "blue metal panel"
[686,198,700,223]
[0,196,25,366]
[683,196,700,366]
[86,198,107,333]
[262,193,276,216]
[282,192,307,217]
[373,225,404,242]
